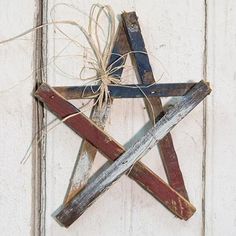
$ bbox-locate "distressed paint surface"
[0,0,35,235]
[2,0,236,236]
[45,1,206,235]
[122,12,188,199]
[53,81,210,227]
[205,1,236,235]
[64,23,130,203]
[35,83,196,220]
[53,83,199,99]
[64,10,190,208]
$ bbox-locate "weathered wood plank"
[64,102,112,203]
[53,83,199,99]
[35,82,197,221]
[53,80,211,227]
[206,1,236,235]
[0,1,35,235]
[64,23,130,203]
[45,2,206,235]
[64,13,194,205]
[122,12,189,199]
[32,0,48,235]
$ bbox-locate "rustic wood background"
[0,0,235,235]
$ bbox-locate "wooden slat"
[64,15,190,204]
[122,12,189,199]
[35,83,198,221]
[206,1,236,235]
[64,103,112,203]
[63,23,130,203]
[53,80,211,227]
[0,0,36,235]
[53,83,199,99]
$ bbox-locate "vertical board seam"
[31,0,48,235]
[202,0,208,236]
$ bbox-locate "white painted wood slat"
[0,1,35,235]
[45,1,206,235]
[206,1,236,235]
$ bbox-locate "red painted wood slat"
[35,83,196,221]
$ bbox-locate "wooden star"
[34,11,211,227]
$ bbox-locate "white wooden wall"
[0,1,235,235]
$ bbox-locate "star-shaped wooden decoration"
[58,12,190,204]
[35,12,211,227]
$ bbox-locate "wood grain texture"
[122,12,189,199]
[63,15,193,206]
[53,83,200,99]
[53,80,211,227]
[64,10,190,209]
[35,82,197,220]
[45,1,206,235]
[5,0,236,235]
[32,0,48,235]
[63,22,130,203]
